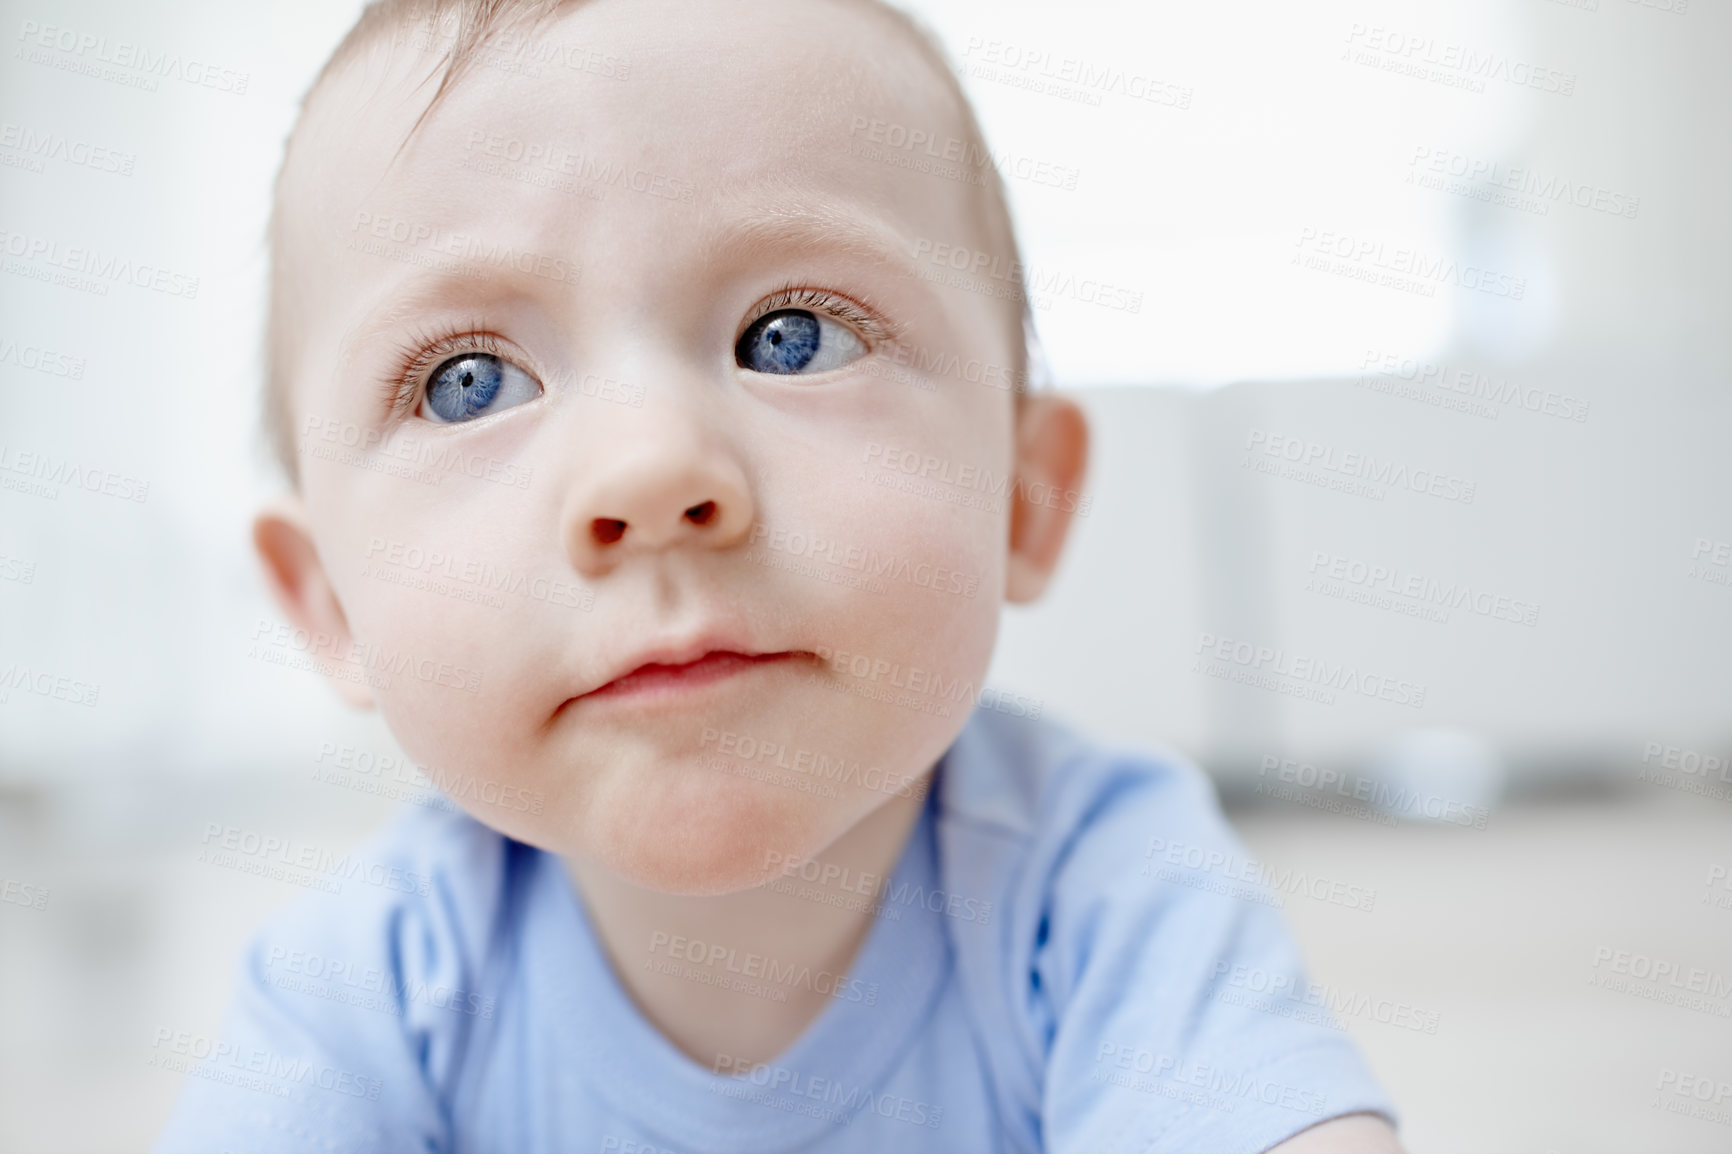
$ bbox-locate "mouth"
[578,649,813,705]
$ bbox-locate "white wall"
[1,0,1726,795]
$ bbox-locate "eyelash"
[383,288,894,420]
[383,323,511,422]
[741,285,895,347]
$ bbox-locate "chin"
[588,764,839,896]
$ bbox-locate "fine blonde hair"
[263,0,1038,484]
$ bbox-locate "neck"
[565,788,929,1070]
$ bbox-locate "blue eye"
[423,353,540,423]
[736,308,866,375]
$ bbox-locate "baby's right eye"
[420,353,542,424]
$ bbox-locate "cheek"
[294,407,1010,891]
[784,430,1010,687]
[663,443,1005,871]
[310,471,584,837]
[843,503,1002,687]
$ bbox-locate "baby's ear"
[1005,394,1090,604]
[253,497,374,709]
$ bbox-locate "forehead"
[281,0,992,317]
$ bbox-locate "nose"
[560,404,755,577]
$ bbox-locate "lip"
[575,635,812,705]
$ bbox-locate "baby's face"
[271,0,1053,892]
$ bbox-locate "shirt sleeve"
[150,810,509,1154]
[1032,754,1397,1154]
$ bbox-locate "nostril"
[592,518,627,545]
[684,501,717,526]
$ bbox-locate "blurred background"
[1,0,1727,1151]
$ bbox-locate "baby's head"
[256,0,1088,893]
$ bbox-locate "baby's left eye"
[421,353,541,423]
[736,309,866,375]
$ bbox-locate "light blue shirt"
[153,708,1395,1152]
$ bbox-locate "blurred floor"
[1229,783,1732,1154]
[1,769,1728,1153]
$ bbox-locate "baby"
[156,0,1400,1150]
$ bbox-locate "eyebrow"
[335,198,937,369]
[701,199,924,280]
[336,271,534,374]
